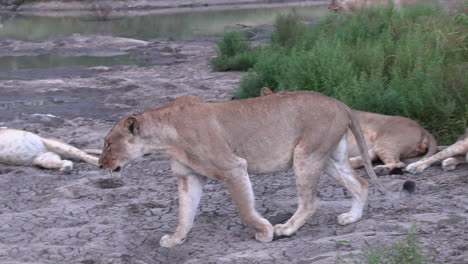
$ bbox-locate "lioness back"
[217,92,350,173]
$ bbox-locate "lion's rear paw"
[337,213,361,225]
[159,234,186,248]
[442,158,457,171]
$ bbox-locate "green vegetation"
[210,31,259,71]
[342,225,423,264]
[212,5,468,144]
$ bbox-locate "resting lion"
[406,129,468,174]
[260,88,437,175]
[99,92,386,248]
[0,128,100,173]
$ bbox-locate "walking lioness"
[260,88,437,175]
[0,128,99,173]
[99,92,386,248]
[406,129,468,173]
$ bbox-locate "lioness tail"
[422,131,438,158]
[344,106,388,194]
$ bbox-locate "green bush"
[210,31,258,71]
[218,5,467,144]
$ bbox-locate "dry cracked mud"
[0,34,467,264]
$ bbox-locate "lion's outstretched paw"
[442,158,457,172]
[159,234,186,248]
[405,162,427,174]
[274,223,295,237]
[254,219,274,243]
[337,213,361,225]
[374,165,390,176]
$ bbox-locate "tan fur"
[406,129,468,173]
[260,88,437,175]
[0,128,99,173]
[99,92,386,247]
[328,0,419,12]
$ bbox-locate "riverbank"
[1,0,327,16]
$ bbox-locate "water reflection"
[0,54,147,72]
[0,5,327,41]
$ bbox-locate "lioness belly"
[0,129,47,165]
[246,151,293,174]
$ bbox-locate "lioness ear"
[260,87,273,96]
[125,116,139,135]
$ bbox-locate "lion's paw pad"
[159,234,185,248]
[337,213,361,225]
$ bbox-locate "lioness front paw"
[254,219,274,243]
[337,213,361,225]
[274,223,295,237]
[441,158,457,171]
[159,234,186,248]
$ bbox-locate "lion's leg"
[274,144,326,237]
[324,136,368,225]
[160,173,206,248]
[32,152,73,174]
[224,166,274,243]
[441,155,467,171]
[349,148,378,169]
[406,140,467,174]
[372,147,406,175]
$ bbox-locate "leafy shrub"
[210,31,258,71]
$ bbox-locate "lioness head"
[99,115,147,172]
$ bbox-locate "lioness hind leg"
[160,172,206,248]
[223,160,274,243]
[324,136,369,225]
[274,145,326,237]
[32,152,73,173]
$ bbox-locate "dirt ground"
[1,33,467,264]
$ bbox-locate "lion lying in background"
[0,128,100,173]
[260,88,437,175]
[406,129,468,173]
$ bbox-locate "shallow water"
[0,5,327,41]
[0,54,147,72]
